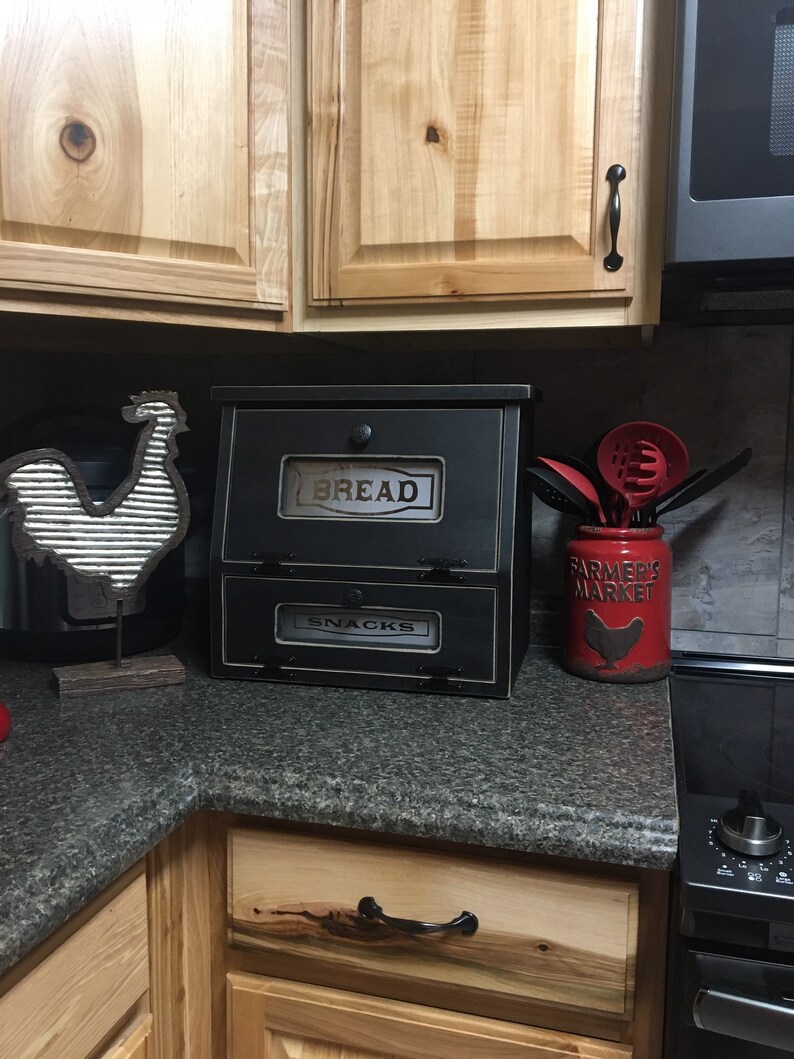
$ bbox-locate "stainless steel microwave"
[664,0,794,323]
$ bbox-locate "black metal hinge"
[416,665,464,692]
[253,653,297,680]
[417,557,467,583]
[251,551,295,575]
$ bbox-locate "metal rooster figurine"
[0,392,190,696]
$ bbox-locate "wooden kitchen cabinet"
[99,1016,153,1059]
[0,0,289,329]
[295,0,671,332]
[0,867,151,1059]
[227,974,633,1059]
[226,824,669,1058]
[0,814,668,1059]
[0,0,670,334]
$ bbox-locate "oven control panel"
[708,820,794,889]
[679,796,794,919]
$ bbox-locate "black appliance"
[0,409,185,662]
[210,385,537,697]
[666,654,794,1056]
[663,0,794,324]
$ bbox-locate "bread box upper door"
[220,407,505,573]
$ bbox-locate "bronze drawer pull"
[357,896,478,937]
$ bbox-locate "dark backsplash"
[1,319,792,657]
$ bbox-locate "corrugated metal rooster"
[0,392,190,690]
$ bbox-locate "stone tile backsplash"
[522,324,794,652]
[518,325,794,656]
[1,320,792,658]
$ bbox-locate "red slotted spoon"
[597,422,689,525]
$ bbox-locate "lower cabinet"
[100,1016,153,1059]
[0,814,669,1059]
[0,867,151,1059]
[227,974,632,1059]
[226,825,669,1058]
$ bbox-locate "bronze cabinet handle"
[357,896,478,936]
[603,163,626,272]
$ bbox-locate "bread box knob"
[342,588,364,609]
[349,423,372,446]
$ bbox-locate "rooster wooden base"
[0,392,190,698]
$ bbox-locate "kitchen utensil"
[598,421,689,494]
[597,421,690,524]
[618,440,666,527]
[0,703,10,742]
[527,467,590,520]
[536,457,607,525]
[655,447,752,517]
[642,467,706,525]
[546,453,603,488]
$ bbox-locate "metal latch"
[416,665,464,692]
[253,653,296,680]
[417,557,467,583]
[251,551,295,575]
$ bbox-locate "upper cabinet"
[0,0,670,332]
[0,0,289,326]
[296,0,671,332]
[308,0,638,304]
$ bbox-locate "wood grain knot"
[59,121,96,162]
[425,126,441,144]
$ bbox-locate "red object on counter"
[564,525,672,684]
[0,703,11,742]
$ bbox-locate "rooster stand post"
[0,392,190,697]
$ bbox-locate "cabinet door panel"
[228,974,633,1059]
[0,0,288,309]
[0,875,149,1059]
[100,1015,153,1059]
[309,0,637,303]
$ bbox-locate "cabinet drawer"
[228,828,638,1022]
[220,406,505,571]
[218,575,497,685]
[0,874,149,1059]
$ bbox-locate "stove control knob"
[717,789,784,857]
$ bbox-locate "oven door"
[669,947,794,1056]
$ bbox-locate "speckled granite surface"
[0,635,677,977]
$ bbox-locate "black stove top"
[670,655,794,933]
[673,665,794,805]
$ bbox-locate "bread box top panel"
[211,384,538,404]
[219,406,506,572]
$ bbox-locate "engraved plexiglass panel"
[280,457,443,521]
[276,604,441,651]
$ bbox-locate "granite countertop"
[0,632,678,977]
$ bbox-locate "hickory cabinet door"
[228,974,633,1059]
[100,1016,153,1059]
[0,0,288,311]
[308,0,640,304]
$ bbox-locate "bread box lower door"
[215,575,503,695]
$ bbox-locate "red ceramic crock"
[564,525,672,683]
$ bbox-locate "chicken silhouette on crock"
[0,392,189,604]
[583,609,644,669]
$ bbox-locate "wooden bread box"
[210,385,538,696]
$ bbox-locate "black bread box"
[210,385,538,697]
